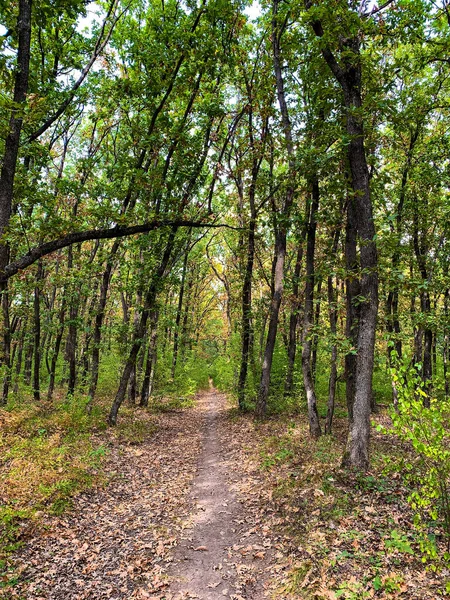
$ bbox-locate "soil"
[168,388,271,599]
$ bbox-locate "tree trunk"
[108,229,177,425]
[47,299,66,401]
[301,178,321,438]
[284,244,303,395]
[311,278,322,385]
[256,0,296,416]
[0,0,32,403]
[140,310,159,407]
[256,229,287,416]
[33,262,43,401]
[308,16,379,468]
[172,245,189,378]
[325,229,341,434]
[238,213,256,409]
[13,316,27,393]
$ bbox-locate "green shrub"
[378,361,450,564]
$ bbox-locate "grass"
[0,397,108,563]
[0,389,167,592]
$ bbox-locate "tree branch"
[1,219,241,281]
[26,0,125,143]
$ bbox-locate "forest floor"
[1,388,449,599]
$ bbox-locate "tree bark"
[256,0,296,416]
[284,244,304,395]
[47,298,66,401]
[325,229,341,434]
[301,178,321,438]
[172,244,189,378]
[309,10,379,469]
[33,262,43,401]
[0,0,32,403]
[140,309,159,407]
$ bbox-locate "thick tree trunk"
[344,197,360,423]
[309,1,379,471]
[0,0,32,403]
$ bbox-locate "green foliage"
[379,361,450,564]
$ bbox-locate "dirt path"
[168,389,270,599]
[6,390,276,600]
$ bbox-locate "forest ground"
[1,388,449,599]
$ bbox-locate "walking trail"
[168,387,270,599]
[8,388,280,600]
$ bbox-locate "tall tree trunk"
[1,290,11,404]
[238,209,256,409]
[325,229,341,434]
[311,278,322,385]
[256,0,296,416]
[0,0,32,403]
[256,229,287,416]
[172,245,189,379]
[140,309,159,407]
[344,197,360,423]
[445,288,450,399]
[48,299,66,401]
[284,244,304,395]
[33,262,43,401]
[309,15,379,469]
[301,178,321,438]
[66,246,79,398]
[24,337,33,386]
[13,316,27,393]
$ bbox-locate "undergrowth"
[253,407,450,599]
[0,390,176,591]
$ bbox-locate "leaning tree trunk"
[108,229,177,425]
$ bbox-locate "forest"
[1,0,450,597]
